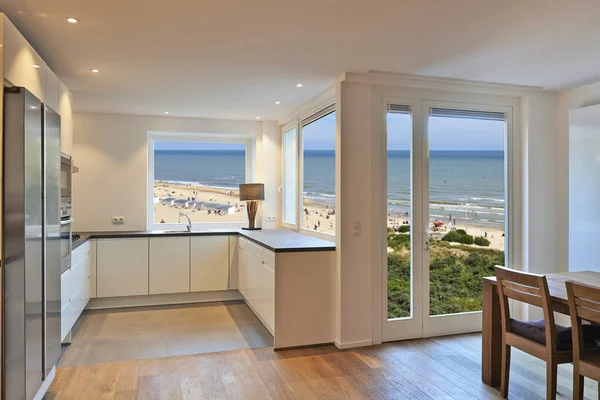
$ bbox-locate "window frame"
[281,124,299,230]
[281,103,336,241]
[147,131,253,231]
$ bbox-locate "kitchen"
[0,13,336,400]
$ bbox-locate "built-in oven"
[61,153,72,203]
[60,203,73,274]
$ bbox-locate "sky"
[155,110,505,151]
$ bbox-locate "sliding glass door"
[384,99,509,340]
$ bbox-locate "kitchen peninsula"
[66,229,335,349]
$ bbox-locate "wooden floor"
[46,332,600,399]
[60,301,273,367]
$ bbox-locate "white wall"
[557,81,600,272]
[72,113,279,232]
[568,105,600,272]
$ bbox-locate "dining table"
[482,271,600,387]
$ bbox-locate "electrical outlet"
[112,216,125,225]
[267,215,276,222]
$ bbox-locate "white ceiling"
[2,0,600,121]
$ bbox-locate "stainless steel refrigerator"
[2,87,61,400]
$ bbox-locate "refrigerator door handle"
[60,218,75,225]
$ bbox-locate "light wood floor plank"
[48,333,600,400]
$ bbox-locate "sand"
[153,181,246,223]
[154,181,505,251]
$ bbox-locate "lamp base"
[242,227,262,231]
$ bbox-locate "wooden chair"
[495,266,573,400]
[566,281,600,400]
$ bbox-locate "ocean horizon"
[155,149,505,228]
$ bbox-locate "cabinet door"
[45,68,60,111]
[3,18,29,87]
[149,237,190,294]
[262,249,275,332]
[58,82,73,155]
[245,241,263,310]
[237,242,248,298]
[229,236,238,289]
[27,47,46,101]
[97,238,149,297]
[190,236,229,292]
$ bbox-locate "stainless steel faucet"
[179,211,192,232]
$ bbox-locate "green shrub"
[442,231,462,243]
[398,225,410,233]
[456,229,467,235]
[387,233,410,251]
[474,236,491,247]
[442,230,474,245]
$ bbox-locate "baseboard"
[34,366,55,400]
[335,339,373,349]
[86,290,243,310]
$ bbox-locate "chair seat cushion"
[510,319,600,350]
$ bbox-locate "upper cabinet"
[59,82,73,155]
[45,68,59,112]
[2,14,74,155]
[3,17,29,87]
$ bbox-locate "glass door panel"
[387,108,413,320]
[426,106,507,323]
[383,100,423,342]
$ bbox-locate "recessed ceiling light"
[91,68,100,73]
[296,83,303,87]
[256,117,260,119]
[275,101,281,105]
[29,106,37,110]
[67,17,79,23]
[32,64,40,68]
[164,112,169,115]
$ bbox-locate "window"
[150,138,248,227]
[281,104,336,237]
[300,106,336,235]
[282,127,298,225]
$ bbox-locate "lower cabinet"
[97,238,149,297]
[190,235,229,292]
[238,238,275,333]
[149,237,190,294]
[61,240,92,341]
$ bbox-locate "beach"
[155,180,504,251]
[153,181,245,223]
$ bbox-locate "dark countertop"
[72,228,335,253]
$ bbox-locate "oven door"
[60,217,74,274]
[61,159,71,199]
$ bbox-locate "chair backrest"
[494,266,556,350]
[566,281,600,360]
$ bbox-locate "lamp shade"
[239,183,265,201]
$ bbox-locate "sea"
[154,149,505,228]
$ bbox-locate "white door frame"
[380,96,425,342]
[381,95,515,341]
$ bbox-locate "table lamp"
[239,183,264,230]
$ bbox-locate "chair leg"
[573,366,584,400]
[546,360,557,400]
[500,344,511,398]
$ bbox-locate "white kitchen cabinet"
[149,237,190,294]
[86,240,97,299]
[45,67,60,111]
[58,81,73,155]
[3,17,28,87]
[261,249,275,332]
[190,235,229,292]
[237,239,248,298]
[61,241,91,341]
[97,238,149,298]
[26,46,46,102]
[228,236,238,289]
